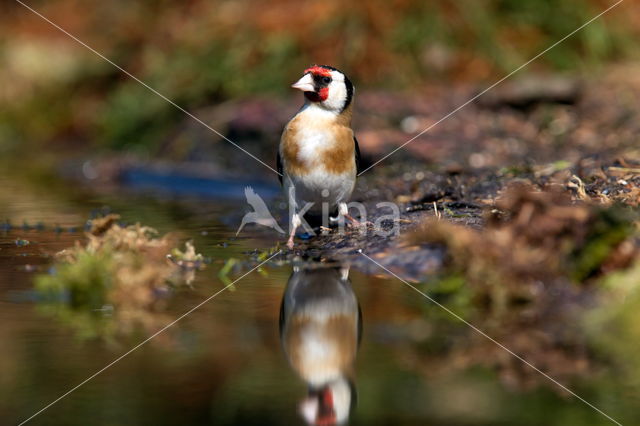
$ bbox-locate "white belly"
[285,169,355,213]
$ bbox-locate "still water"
[1,175,638,425]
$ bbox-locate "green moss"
[585,261,640,388]
[33,221,204,340]
[36,249,113,310]
[35,250,115,340]
[570,206,637,281]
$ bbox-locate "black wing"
[354,135,362,175]
[276,150,283,186]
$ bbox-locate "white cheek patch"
[322,71,347,112]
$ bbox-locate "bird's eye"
[322,76,332,84]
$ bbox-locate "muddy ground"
[50,65,640,283]
[223,66,638,278]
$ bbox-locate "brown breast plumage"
[280,107,356,177]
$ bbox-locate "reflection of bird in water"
[279,264,361,425]
[236,186,284,235]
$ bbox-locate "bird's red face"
[292,65,333,102]
[292,65,354,113]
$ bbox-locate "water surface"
[1,174,638,425]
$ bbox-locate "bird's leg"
[287,213,301,249]
[339,202,361,227]
[339,202,373,228]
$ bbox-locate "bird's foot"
[346,219,361,228]
[286,237,295,249]
[319,226,332,234]
[344,214,373,229]
[349,220,374,229]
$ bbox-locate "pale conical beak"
[291,73,315,92]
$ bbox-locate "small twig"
[567,175,589,201]
[433,202,441,220]
[608,166,640,174]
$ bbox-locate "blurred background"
[1,1,640,425]
[1,0,638,173]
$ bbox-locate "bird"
[277,65,362,249]
[236,186,285,236]
[279,264,361,425]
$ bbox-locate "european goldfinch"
[278,65,362,249]
[279,265,360,425]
